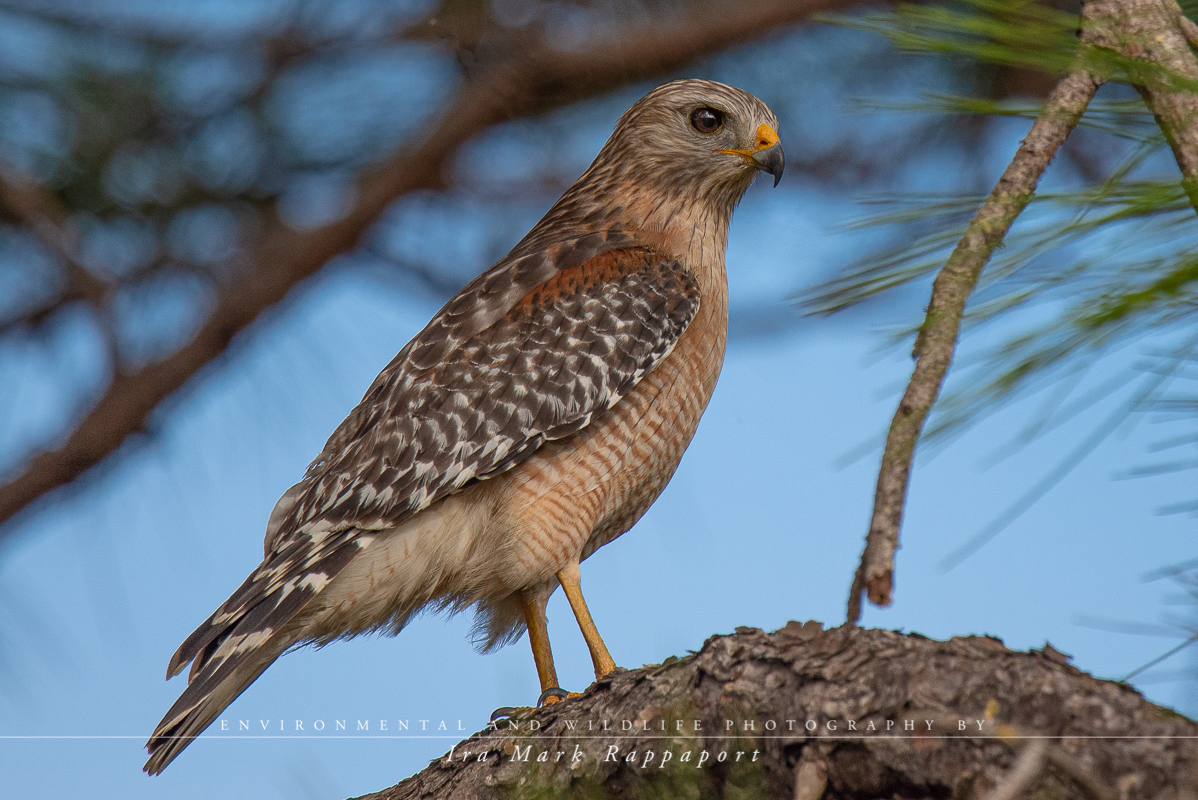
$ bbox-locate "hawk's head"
[597,79,784,206]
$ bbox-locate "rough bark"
[1082,0,1198,213]
[358,624,1197,800]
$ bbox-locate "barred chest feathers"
[304,212,731,645]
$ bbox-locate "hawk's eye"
[689,107,724,134]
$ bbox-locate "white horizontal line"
[4,735,1198,740]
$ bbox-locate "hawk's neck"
[620,191,734,301]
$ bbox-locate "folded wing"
[144,244,700,773]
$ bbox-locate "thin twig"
[995,721,1118,800]
[1084,0,1198,212]
[1046,746,1119,800]
[792,755,828,800]
[1121,632,1198,681]
[847,0,1198,621]
[978,738,1049,800]
[846,68,1102,623]
[0,169,122,364]
[1179,14,1198,50]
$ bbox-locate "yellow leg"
[557,561,618,680]
[521,588,559,694]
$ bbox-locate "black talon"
[491,688,570,721]
[490,706,519,722]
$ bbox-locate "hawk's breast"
[492,268,730,584]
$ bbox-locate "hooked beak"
[717,123,785,187]
[753,142,785,188]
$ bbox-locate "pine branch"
[847,68,1102,623]
[847,0,1198,624]
[359,625,1196,799]
[1084,0,1198,213]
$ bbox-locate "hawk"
[144,79,783,774]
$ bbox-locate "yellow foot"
[490,688,581,723]
[537,687,581,706]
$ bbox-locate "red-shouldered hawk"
[145,79,783,774]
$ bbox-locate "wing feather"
[294,245,698,529]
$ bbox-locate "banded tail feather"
[143,537,365,774]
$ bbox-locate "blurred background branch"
[0,0,856,536]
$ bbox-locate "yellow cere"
[716,123,780,158]
[754,123,779,151]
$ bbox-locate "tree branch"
[0,0,856,535]
[846,68,1102,623]
[1084,0,1198,213]
[979,738,1048,800]
[357,624,1197,799]
[0,169,108,308]
[847,0,1198,623]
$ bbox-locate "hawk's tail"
[145,536,365,774]
[143,629,293,775]
[143,569,320,775]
